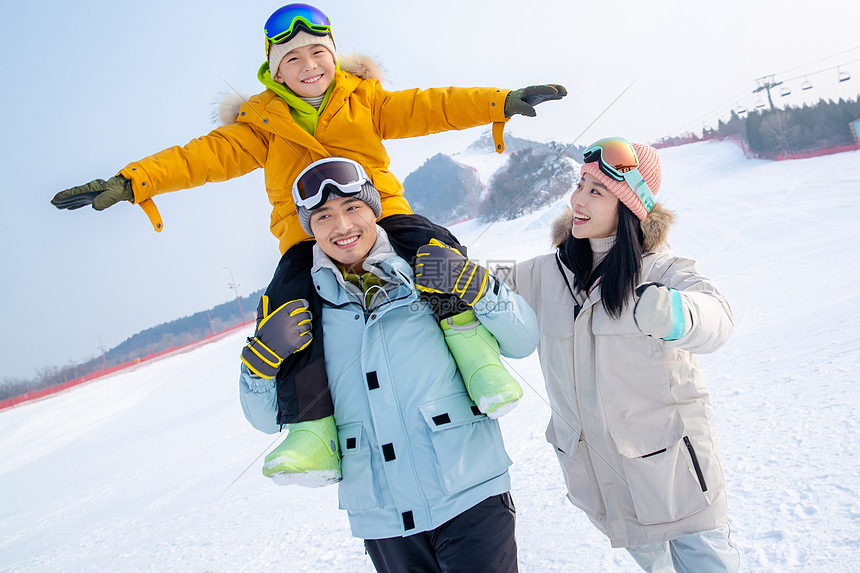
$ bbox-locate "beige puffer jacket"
[506,204,734,548]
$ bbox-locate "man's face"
[310,196,378,273]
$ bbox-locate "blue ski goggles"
[583,137,655,213]
[264,3,332,58]
[293,157,370,210]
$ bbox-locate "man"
[239,157,538,572]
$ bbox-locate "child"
[500,138,739,571]
[51,3,566,485]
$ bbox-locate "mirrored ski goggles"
[264,3,331,57]
[583,137,655,212]
[293,157,370,210]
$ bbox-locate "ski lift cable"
[771,45,860,77]
[666,84,758,137]
[779,57,860,85]
[661,51,860,140]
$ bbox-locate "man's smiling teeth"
[335,236,359,246]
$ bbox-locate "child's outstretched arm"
[372,83,567,149]
[50,121,268,231]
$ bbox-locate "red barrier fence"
[0,321,252,413]
[769,143,860,161]
[657,134,860,161]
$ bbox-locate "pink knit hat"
[580,142,662,220]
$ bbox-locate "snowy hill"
[403,131,580,225]
[1,140,859,572]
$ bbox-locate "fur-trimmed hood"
[214,53,385,126]
[551,203,674,253]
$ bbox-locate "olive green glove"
[504,84,567,118]
[51,176,134,211]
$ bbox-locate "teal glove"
[633,283,691,341]
[51,176,134,211]
[504,84,567,118]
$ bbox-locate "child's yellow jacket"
[120,54,511,255]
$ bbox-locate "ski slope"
[1,140,859,572]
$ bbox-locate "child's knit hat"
[269,30,337,79]
[580,142,662,221]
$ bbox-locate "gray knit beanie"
[297,181,382,236]
[268,29,337,80]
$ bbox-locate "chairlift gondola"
[780,86,791,97]
[755,99,766,110]
[736,105,748,115]
[801,77,813,90]
[838,67,851,83]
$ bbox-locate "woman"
[503,138,739,571]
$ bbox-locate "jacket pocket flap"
[545,416,580,455]
[419,392,486,432]
[609,409,687,458]
[337,421,363,455]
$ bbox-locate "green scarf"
[340,267,388,308]
[257,62,335,135]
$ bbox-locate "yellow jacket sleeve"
[119,122,269,203]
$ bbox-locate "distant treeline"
[479,142,580,221]
[1,288,263,402]
[657,97,860,154]
[404,133,585,225]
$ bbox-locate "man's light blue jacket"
[240,228,538,539]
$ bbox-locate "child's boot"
[262,415,341,487]
[441,309,523,418]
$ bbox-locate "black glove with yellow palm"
[413,239,490,306]
[241,297,313,379]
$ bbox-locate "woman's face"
[570,173,620,239]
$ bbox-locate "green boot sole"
[263,415,342,487]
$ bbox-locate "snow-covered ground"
[1,140,858,572]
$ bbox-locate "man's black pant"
[364,493,518,573]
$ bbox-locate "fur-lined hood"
[550,203,674,253]
[215,53,384,126]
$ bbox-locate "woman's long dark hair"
[559,203,644,319]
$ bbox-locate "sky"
[2,140,859,571]
[2,0,860,380]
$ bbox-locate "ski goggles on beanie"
[293,157,370,210]
[264,3,332,58]
[583,137,656,213]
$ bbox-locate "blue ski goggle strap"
[264,3,332,57]
[293,157,369,210]
[583,137,656,213]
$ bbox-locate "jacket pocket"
[618,433,710,525]
[419,393,512,494]
[553,437,606,520]
[336,421,382,512]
